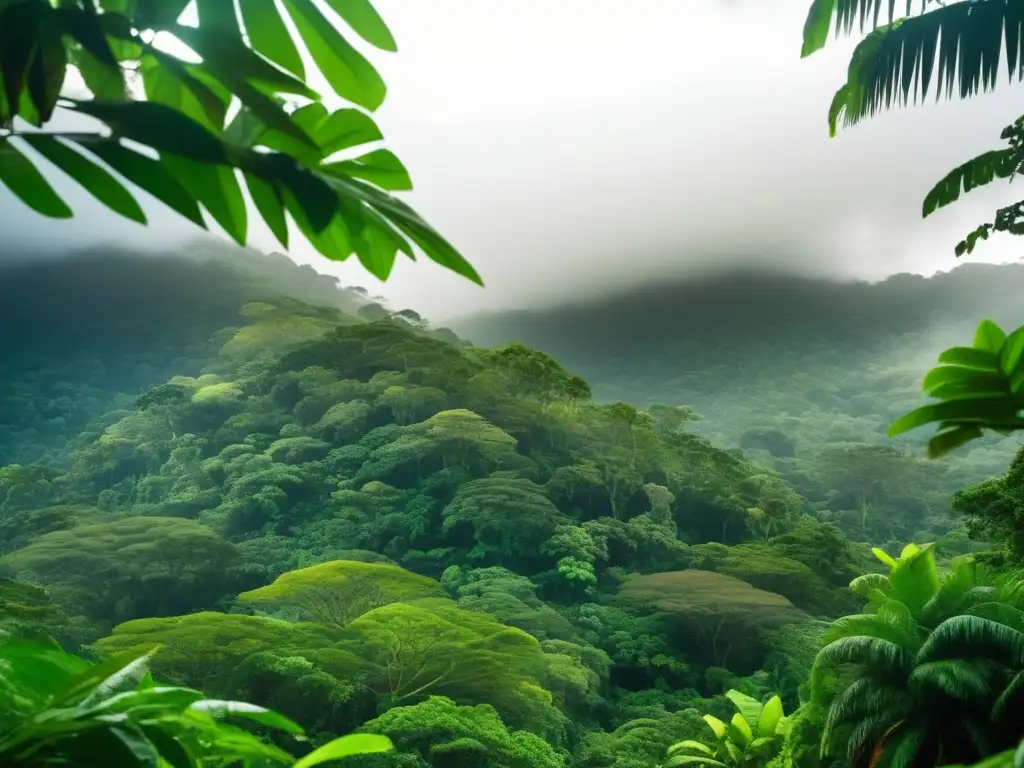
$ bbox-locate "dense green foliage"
[5,245,1024,767]
[0,0,476,283]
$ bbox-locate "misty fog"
[2,0,1023,321]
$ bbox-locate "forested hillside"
[5,247,1024,767]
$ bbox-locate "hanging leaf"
[292,734,393,768]
[322,0,398,52]
[21,135,146,224]
[282,0,387,110]
[238,0,305,79]
[0,140,73,218]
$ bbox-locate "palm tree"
[813,546,1024,768]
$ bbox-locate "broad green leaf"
[72,137,206,229]
[727,713,753,748]
[22,135,146,224]
[323,0,397,51]
[887,398,1024,437]
[927,424,986,458]
[0,141,72,218]
[189,699,304,734]
[342,202,402,280]
[317,108,383,155]
[282,0,387,110]
[974,319,1008,353]
[55,6,119,68]
[139,724,193,768]
[1001,328,1024,376]
[239,0,305,78]
[324,149,411,190]
[0,637,89,705]
[69,100,230,164]
[58,648,154,708]
[293,734,393,768]
[757,695,784,737]
[724,689,763,733]
[890,544,940,615]
[245,174,289,247]
[703,715,727,740]
[59,723,161,767]
[937,346,1002,372]
[249,152,336,232]
[748,736,779,752]
[163,156,247,245]
[922,366,1008,397]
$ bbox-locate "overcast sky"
[2,0,1023,320]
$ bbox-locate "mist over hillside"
[454,264,1024,478]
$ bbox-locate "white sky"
[3,0,1024,321]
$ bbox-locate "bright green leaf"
[0,141,73,218]
[293,734,393,768]
[323,0,397,51]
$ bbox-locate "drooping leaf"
[22,134,146,224]
[71,136,206,229]
[69,100,230,164]
[322,0,398,51]
[0,140,73,218]
[189,699,304,734]
[282,0,387,110]
[162,155,247,244]
[245,173,289,247]
[324,149,412,190]
[924,148,1019,217]
[317,108,383,155]
[238,0,306,78]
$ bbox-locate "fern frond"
[816,636,916,677]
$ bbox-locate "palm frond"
[992,669,1024,720]
[918,615,1024,667]
[823,678,913,737]
[829,1,1024,135]
[802,0,929,56]
[880,722,929,768]
[822,606,922,650]
[923,148,1020,217]
[909,659,996,702]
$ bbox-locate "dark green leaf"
[888,398,1024,437]
[26,9,68,122]
[72,136,206,229]
[322,0,397,51]
[0,140,72,218]
[71,45,127,100]
[924,149,1018,217]
[282,0,387,110]
[928,424,986,457]
[139,724,194,768]
[245,173,289,247]
[69,100,230,164]
[285,187,351,261]
[238,0,305,79]
[922,365,1008,397]
[21,134,146,224]
[0,0,43,122]
[55,6,119,67]
[196,0,241,35]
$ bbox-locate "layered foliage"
[0,0,476,282]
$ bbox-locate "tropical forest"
[3,1,1024,768]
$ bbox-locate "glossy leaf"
[162,155,247,244]
[239,0,306,78]
[324,149,412,191]
[282,0,387,110]
[292,733,393,768]
[0,141,72,218]
[757,695,785,737]
[22,134,146,224]
[189,699,304,734]
[975,319,1008,353]
[317,108,383,155]
[322,0,398,51]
